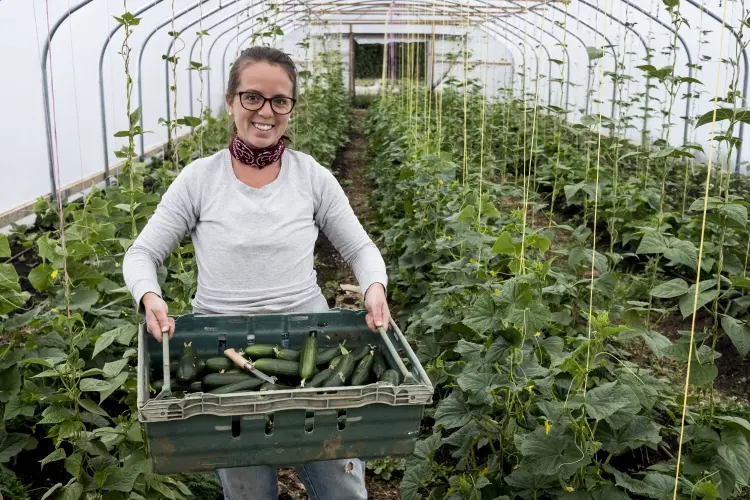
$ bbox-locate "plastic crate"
[136,309,433,474]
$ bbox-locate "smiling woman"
[122,45,389,500]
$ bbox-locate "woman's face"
[226,61,294,149]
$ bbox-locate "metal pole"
[41,0,96,201]
[349,24,356,99]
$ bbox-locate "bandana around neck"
[229,134,285,169]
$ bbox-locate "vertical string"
[44,0,71,318]
[672,1,729,497]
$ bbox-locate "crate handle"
[389,318,433,391]
[376,325,413,384]
[154,330,173,400]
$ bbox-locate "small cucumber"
[274,347,301,361]
[209,377,263,394]
[260,382,294,391]
[350,349,376,386]
[177,342,200,383]
[379,369,401,386]
[201,372,256,391]
[316,346,341,366]
[189,381,203,392]
[205,357,233,372]
[305,368,333,388]
[253,358,300,377]
[150,379,189,392]
[352,345,374,362]
[299,332,318,381]
[372,351,386,379]
[329,355,343,369]
[324,353,356,387]
[244,344,276,359]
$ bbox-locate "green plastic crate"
[136,309,432,473]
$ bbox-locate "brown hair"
[225,46,298,138]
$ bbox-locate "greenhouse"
[0,0,749,498]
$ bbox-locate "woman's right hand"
[142,292,175,342]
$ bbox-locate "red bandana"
[229,134,285,168]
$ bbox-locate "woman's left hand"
[364,283,391,333]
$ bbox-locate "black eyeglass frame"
[234,91,297,115]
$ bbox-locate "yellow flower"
[566,487,575,493]
[439,179,444,185]
[535,332,541,337]
[50,270,59,279]
[51,308,59,313]
[446,236,452,240]
[544,419,552,435]
[494,289,500,294]
[470,258,477,264]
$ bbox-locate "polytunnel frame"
[37,0,750,204]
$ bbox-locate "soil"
[657,313,750,403]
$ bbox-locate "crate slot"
[337,409,347,430]
[217,334,227,356]
[304,410,314,433]
[265,413,275,435]
[232,416,241,438]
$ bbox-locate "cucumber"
[176,342,200,382]
[323,353,356,388]
[352,345,373,362]
[205,357,233,372]
[244,344,276,359]
[201,372,256,391]
[189,381,203,392]
[304,368,333,388]
[253,358,299,377]
[299,332,318,381]
[151,379,189,392]
[169,360,179,374]
[260,382,294,391]
[329,355,343,369]
[379,369,401,386]
[350,349,376,386]
[372,351,386,379]
[316,346,342,366]
[209,377,263,394]
[274,347,300,361]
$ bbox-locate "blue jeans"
[215,459,368,499]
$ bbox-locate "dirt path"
[276,108,403,500]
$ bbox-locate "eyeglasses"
[235,91,296,115]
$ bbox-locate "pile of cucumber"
[149,334,402,398]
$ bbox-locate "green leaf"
[715,416,750,437]
[587,47,604,60]
[651,278,689,298]
[690,362,718,388]
[456,205,476,221]
[0,430,30,462]
[434,391,481,430]
[69,287,100,312]
[39,405,73,425]
[400,461,431,500]
[585,381,640,421]
[40,447,66,468]
[0,366,22,402]
[491,231,518,255]
[103,358,130,379]
[79,399,110,418]
[462,294,502,335]
[93,325,133,359]
[4,394,36,421]
[515,426,589,479]
[0,234,10,258]
[564,181,586,202]
[695,108,738,128]
[40,483,62,500]
[65,452,83,477]
[636,230,668,254]
[0,263,21,292]
[59,482,83,500]
[664,239,698,270]
[717,428,750,488]
[457,370,501,405]
[721,316,750,358]
[28,263,55,292]
[129,107,141,128]
[79,372,129,404]
[596,416,662,454]
[679,288,719,319]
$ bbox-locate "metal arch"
[489,18,553,107]
[614,1,694,148]
[41,0,96,201]
[473,24,525,99]
[98,0,163,179]
[682,0,747,172]
[134,0,214,159]
[184,0,251,118]
[543,2,618,120]
[484,26,539,103]
[160,0,266,152]
[208,11,299,110]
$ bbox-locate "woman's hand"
[142,292,175,342]
[363,283,391,333]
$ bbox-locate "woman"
[123,46,390,500]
